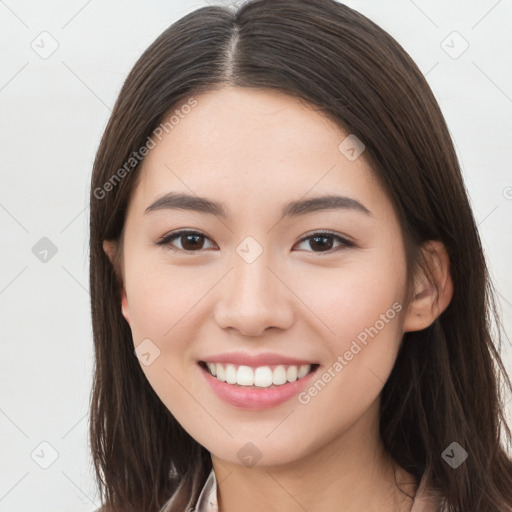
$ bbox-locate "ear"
[102,240,131,325]
[102,239,116,264]
[403,240,453,332]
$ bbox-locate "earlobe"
[121,288,131,325]
[102,239,130,325]
[403,241,453,332]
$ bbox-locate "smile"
[202,362,317,388]
[198,360,320,409]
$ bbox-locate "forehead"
[129,86,387,219]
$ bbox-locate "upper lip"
[200,352,317,367]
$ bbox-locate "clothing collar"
[193,468,444,512]
[194,468,218,511]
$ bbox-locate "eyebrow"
[145,191,372,219]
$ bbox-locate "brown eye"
[156,230,353,255]
[294,232,353,253]
[156,230,215,253]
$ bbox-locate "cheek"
[122,253,216,405]
[123,250,205,345]
[122,260,204,421]
[290,253,406,429]
[290,255,406,404]
[293,258,405,349]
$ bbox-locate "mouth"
[198,361,320,388]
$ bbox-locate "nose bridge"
[233,246,274,302]
[213,240,294,336]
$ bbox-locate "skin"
[104,86,453,512]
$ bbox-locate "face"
[111,86,414,469]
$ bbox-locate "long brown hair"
[88,1,512,510]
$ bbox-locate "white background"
[0,0,511,510]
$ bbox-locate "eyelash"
[155,229,354,255]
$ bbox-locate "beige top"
[193,468,446,511]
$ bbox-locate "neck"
[211,401,418,512]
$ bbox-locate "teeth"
[297,364,309,379]
[216,364,226,382]
[205,362,313,387]
[272,365,287,385]
[286,365,297,383]
[237,365,254,386]
[206,362,217,376]
[225,364,237,384]
[254,366,273,387]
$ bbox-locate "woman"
[88,1,512,510]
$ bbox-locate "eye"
[293,231,354,253]
[155,230,216,254]
[156,229,354,255]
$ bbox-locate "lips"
[197,352,320,409]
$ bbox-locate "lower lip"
[199,363,320,410]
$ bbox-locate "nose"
[213,251,295,337]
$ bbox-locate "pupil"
[311,235,332,251]
[183,234,203,250]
